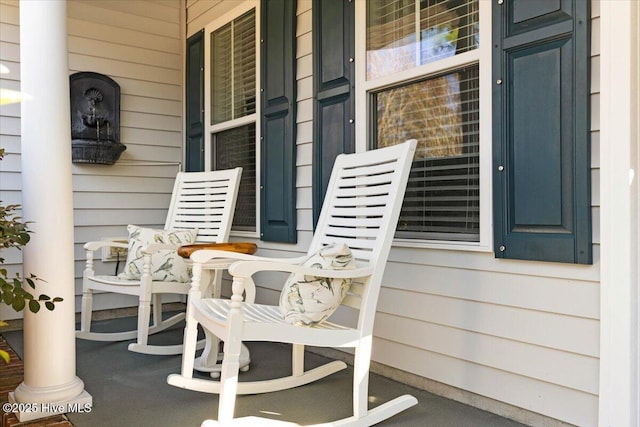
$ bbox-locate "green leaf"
[12,297,24,312]
[38,294,50,301]
[28,300,40,313]
[26,278,36,289]
[52,297,64,302]
[45,301,55,311]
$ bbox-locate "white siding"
[0,0,184,318]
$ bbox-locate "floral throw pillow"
[279,243,356,326]
[118,225,198,282]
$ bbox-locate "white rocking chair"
[76,168,242,356]
[168,140,418,426]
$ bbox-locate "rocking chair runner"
[167,140,418,426]
[76,168,242,356]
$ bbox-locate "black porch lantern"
[70,72,125,165]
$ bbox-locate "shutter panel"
[260,0,297,242]
[492,0,591,263]
[185,30,204,172]
[312,0,355,227]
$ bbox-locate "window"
[357,0,489,246]
[373,66,479,241]
[212,124,256,231]
[205,5,258,233]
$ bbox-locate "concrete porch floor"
[2,316,527,427]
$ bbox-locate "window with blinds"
[213,124,256,232]
[367,0,480,242]
[211,9,256,125]
[208,7,257,233]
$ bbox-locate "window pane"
[367,0,479,80]
[233,10,256,118]
[213,124,256,232]
[211,23,232,124]
[374,65,480,241]
[211,9,256,125]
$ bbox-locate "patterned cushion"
[279,243,356,326]
[118,225,198,282]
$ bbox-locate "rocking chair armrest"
[190,249,307,266]
[84,239,128,252]
[228,260,375,280]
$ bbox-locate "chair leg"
[292,344,304,377]
[136,297,151,347]
[217,336,242,424]
[181,263,206,379]
[217,296,244,424]
[79,252,96,334]
[79,289,93,333]
[352,337,373,419]
[197,269,220,370]
[152,293,162,327]
[180,308,200,380]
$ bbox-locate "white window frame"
[203,1,261,238]
[354,0,492,252]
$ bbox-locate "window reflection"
[366,0,479,80]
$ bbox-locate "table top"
[177,242,258,259]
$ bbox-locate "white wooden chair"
[168,141,418,426]
[76,168,242,356]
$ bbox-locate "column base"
[8,382,92,422]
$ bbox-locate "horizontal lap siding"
[0,0,184,318]
[66,0,183,302]
[0,0,21,296]
[294,1,313,235]
[373,338,598,426]
[373,254,599,426]
[0,0,26,323]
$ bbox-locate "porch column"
[11,0,91,421]
[599,1,639,426]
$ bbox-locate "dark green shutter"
[185,30,204,172]
[493,0,591,263]
[260,0,297,242]
[312,0,355,227]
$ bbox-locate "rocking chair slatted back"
[77,167,242,356]
[310,141,417,312]
[166,169,242,243]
